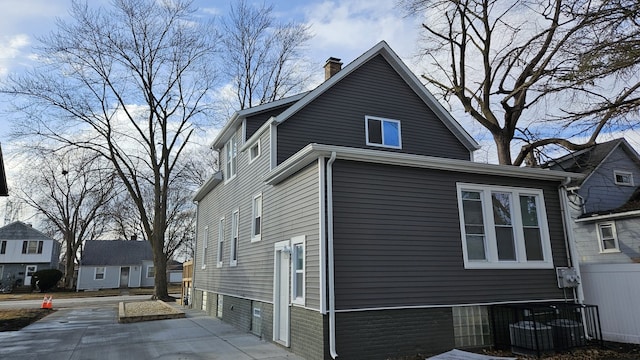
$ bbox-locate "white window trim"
[456,183,554,269]
[201,226,208,269]
[94,267,105,280]
[146,266,155,278]
[217,218,225,268]
[251,193,263,242]
[596,221,620,253]
[225,137,237,182]
[291,235,305,306]
[364,115,402,149]
[249,140,261,164]
[613,170,634,186]
[230,209,239,267]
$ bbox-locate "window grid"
[613,170,633,186]
[147,266,155,278]
[597,222,619,253]
[249,141,261,163]
[251,194,263,242]
[94,267,105,280]
[291,236,305,305]
[225,137,237,181]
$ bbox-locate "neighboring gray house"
[77,240,154,290]
[546,138,640,263]
[192,41,584,359]
[0,221,61,288]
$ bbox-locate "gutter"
[558,177,585,304]
[575,209,640,223]
[326,152,338,359]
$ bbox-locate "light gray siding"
[78,265,121,290]
[579,146,640,213]
[277,55,471,164]
[331,160,569,310]
[194,127,321,310]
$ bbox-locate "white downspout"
[558,177,585,304]
[327,152,338,359]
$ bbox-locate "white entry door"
[25,265,37,287]
[273,240,291,346]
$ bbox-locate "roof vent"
[324,57,342,80]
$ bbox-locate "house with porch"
[191,41,586,359]
[0,221,61,289]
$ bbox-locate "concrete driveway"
[0,300,305,360]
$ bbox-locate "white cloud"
[0,34,31,77]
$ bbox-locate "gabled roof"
[211,41,479,152]
[0,144,8,196]
[576,187,640,222]
[544,138,640,187]
[0,221,52,240]
[82,240,152,266]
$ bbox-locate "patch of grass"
[0,309,55,331]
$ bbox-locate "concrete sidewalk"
[0,304,305,360]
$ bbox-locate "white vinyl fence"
[581,263,640,344]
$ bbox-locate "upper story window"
[230,209,239,267]
[365,116,402,149]
[596,222,619,253]
[456,183,553,269]
[217,218,225,268]
[201,226,208,269]
[249,141,261,163]
[22,240,43,254]
[251,193,263,242]
[613,170,633,186]
[225,137,237,181]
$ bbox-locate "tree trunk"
[64,233,74,289]
[152,233,169,300]
[494,133,513,165]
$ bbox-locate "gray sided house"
[546,138,640,263]
[77,240,154,290]
[0,221,61,288]
[192,41,584,359]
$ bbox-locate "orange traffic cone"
[41,295,53,309]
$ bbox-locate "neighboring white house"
[0,221,61,288]
[77,240,155,290]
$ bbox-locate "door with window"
[273,240,290,346]
[120,267,130,288]
[25,265,37,287]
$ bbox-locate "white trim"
[94,266,105,280]
[248,141,261,164]
[333,298,572,313]
[146,265,155,278]
[575,209,640,222]
[193,288,278,305]
[224,137,237,183]
[318,158,327,314]
[251,193,263,242]
[364,115,402,149]
[270,123,277,170]
[201,225,209,270]
[273,239,291,347]
[230,209,239,266]
[291,235,305,306]
[613,170,634,186]
[264,144,584,186]
[456,183,554,269]
[596,221,620,253]
[217,218,224,268]
[241,117,276,152]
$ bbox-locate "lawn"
[0,284,181,301]
[0,308,54,331]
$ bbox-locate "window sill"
[216,262,223,268]
[230,260,238,267]
[599,250,621,254]
[464,261,554,270]
[251,236,262,243]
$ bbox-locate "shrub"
[30,269,63,292]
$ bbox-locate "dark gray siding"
[277,55,471,164]
[244,105,290,140]
[335,308,454,359]
[331,160,569,310]
[194,126,321,309]
[578,146,640,213]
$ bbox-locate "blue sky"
[0,0,423,144]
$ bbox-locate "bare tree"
[16,149,117,289]
[401,0,640,165]
[222,0,313,110]
[2,0,218,299]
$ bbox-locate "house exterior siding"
[194,127,321,309]
[244,105,291,140]
[331,160,569,310]
[276,55,471,165]
[579,146,640,213]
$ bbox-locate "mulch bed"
[0,309,55,331]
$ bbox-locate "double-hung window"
[94,267,105,280]
[230,210,239,266]
[225,137,237,181]
[291,235,305,305]
[147,266,155,278]
[251,194,263,242]
[0,240,6,254]
[456,183,553,269]
[365,115,402,149]
[22,240,43,254]
[596,222,619,253]
[201,226,208,269]
[217,218,225,268]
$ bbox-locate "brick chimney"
[324,57,342,80]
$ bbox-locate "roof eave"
[192,171,223,202]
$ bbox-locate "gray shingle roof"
[0,221,52,240]
[82,240,153,266]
